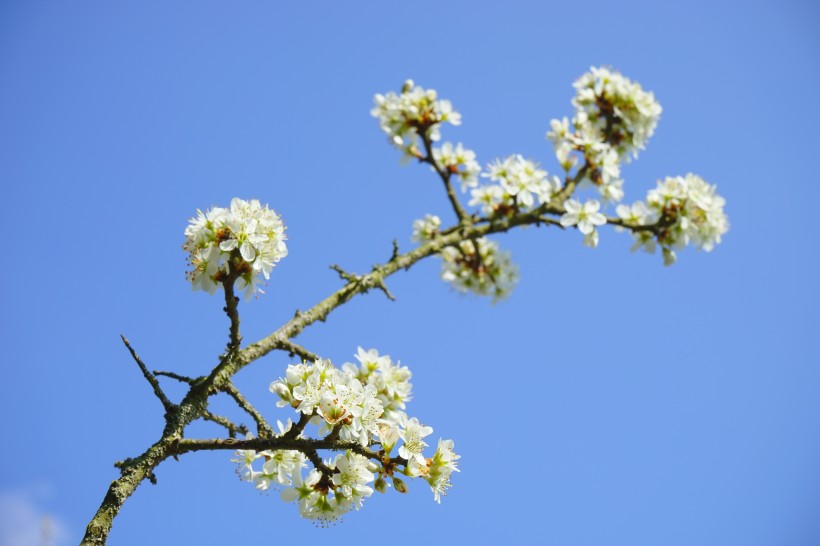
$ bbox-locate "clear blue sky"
[1,1,819,545]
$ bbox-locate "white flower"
[433,142,481,190]
[560,199,607,235]
[583,229,600,248]
[426,439,460,503]
[440,237,519,301]
[371,80,461,161]
[616,201,651,226]
[546,117,579,171]
[254,450,306,490]
[411,214,442,243]
[332,452,375,509]
[183,198,287,299]
[399,417,433,465]
[476,155,556,212]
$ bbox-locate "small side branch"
[221,382,275,438]
[330,264,358,283]
[389,239,400,262]
[420,132,468,222]
[276,339,319,362]
[374,278,396,301]
[154,370,197,385]
[120,335,175,413]
[201,411,249,438]
[173,436,378,461]
[331,264,396,301]
[221,275,242,351]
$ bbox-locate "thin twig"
[154,370,196,384]
[276,339,319,362]
[200,411,249,438]
[221,382,275,438]
[420,132,468,222]
[120,335,175,413]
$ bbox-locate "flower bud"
[374,476,388,494]
[392,477,408,493]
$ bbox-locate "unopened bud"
[392,477,408,494]
[401,79,414,93]
[374,476,388,494]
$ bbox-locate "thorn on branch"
[113,458,134,472]
[153,370,196,385]
[120,335,176,414]
[375,279,396,301]
[389,239,400,262]
[330,264,359,283]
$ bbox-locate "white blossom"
[411,214,442,243]
[183,198,287,299]
[371,80,462,161]
[399,417,433,465]
[572,66,662,161]
[433,142,481,190]
[472,155,560,214]
[643,173,729,261]
[560,199,607,236]
[441,237,519,301]
[426,439,460,503]
[256,350,457,521]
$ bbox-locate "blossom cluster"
[618,173,729,265]
[371,79,462,162]
[469,154,561,216]
[441,238,519,301]
[411,214,442,243]
[184,198,287,299]
[234,349,459,524]
[432,142,481,190]
[571,66,662,162]
[546,66,661,203]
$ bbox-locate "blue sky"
[1,1,819,545]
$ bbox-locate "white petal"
[240,242,256,262]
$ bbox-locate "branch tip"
[120,335,175,413]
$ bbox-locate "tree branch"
[201,411,249,438]
[420,131,468,222]
[221,381,275,438]
[154,370,197,385]
[84,161,668,544]
[120,335,175,414]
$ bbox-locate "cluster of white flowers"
[468,155,561,215]
[232,442,306,492]
[546,67,661,204]
[560,198,608,248]
[371,80,462,162]
[441,238,519,301]
[432,142,481,190]
[183,198,287,299]
[411,214,442,243]
[235,349,458,523]
[613,174,729,264]
[571,66,662,161]
[647,174,729,264]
